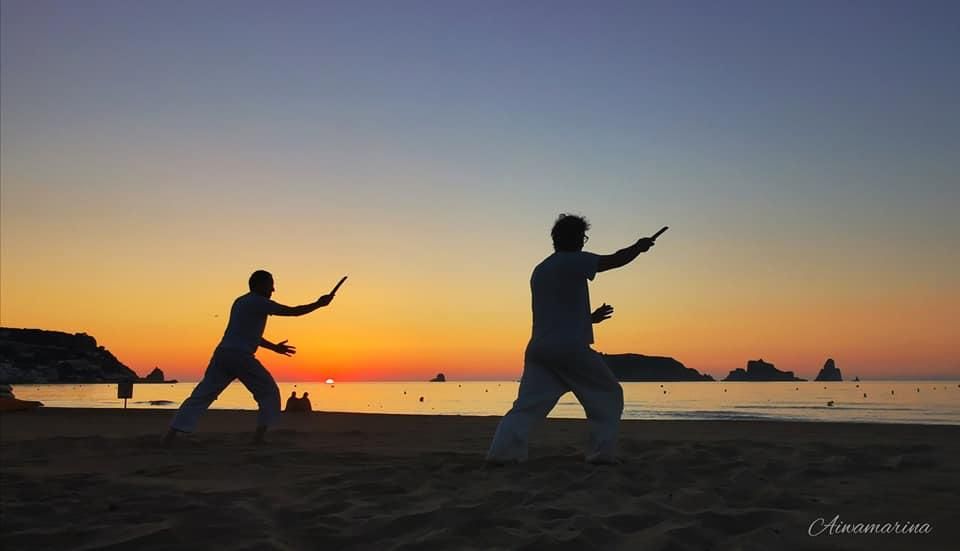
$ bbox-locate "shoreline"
[4,407,960,437]
[10,378,960,384]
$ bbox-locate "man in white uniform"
[487,214,657,464]
[164,270,342,445]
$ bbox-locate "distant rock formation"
[724,359,805,382]
[141,366,176,383]
[0,327,139,383]
[814,358,843,382]
[429,373,446,382]
[602,354,714,381]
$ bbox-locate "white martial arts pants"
[170,347,281,432]
[487,345,624,463]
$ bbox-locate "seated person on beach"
[285,391,301,412]
[0,384,43,412]
[284,391,313,413]
[163,270,346,445]
[487,214,661,464]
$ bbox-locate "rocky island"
[142,367,178,384]
[723,359,805,382]
[601,354,714,381]
[814,358,843,381]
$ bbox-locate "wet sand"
[2,409,958,550]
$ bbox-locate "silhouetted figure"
[487,214,662,464]
[285,391,300,412]
[0,383,43,411]
[164,271,346,445]
[300,392,313,412]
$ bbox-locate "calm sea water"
[11,380,960,425]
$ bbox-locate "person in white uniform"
[487,214,658,464]
[164,270,343,445]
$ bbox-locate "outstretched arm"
[260,338,296,356]
[272,276,347,317]
[597,237,655,272]
[273,294,334,317]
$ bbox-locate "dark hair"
[551,214,590,251]
[249,270,273,291]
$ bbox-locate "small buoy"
[663,390,667,394]
[827,401,834,407]
[723,389,727,392]
[863,393,867,398]
[419,396,424,402]
[403,391,407,395]
[485,389,488,393]
[891,390,895,395]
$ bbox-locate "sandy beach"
[1,409,958,550]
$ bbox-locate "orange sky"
[2,196,957,381]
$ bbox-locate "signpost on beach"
[118,381,133,409]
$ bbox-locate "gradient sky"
[2,0,958,381]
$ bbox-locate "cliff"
[602,354,714,381]
[724,359,805,382]
[814,358,843,382]
[0,328,139,383]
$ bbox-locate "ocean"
[11,380,960,425]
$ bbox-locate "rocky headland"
[0,328,171,384]
[602,353,714,381]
